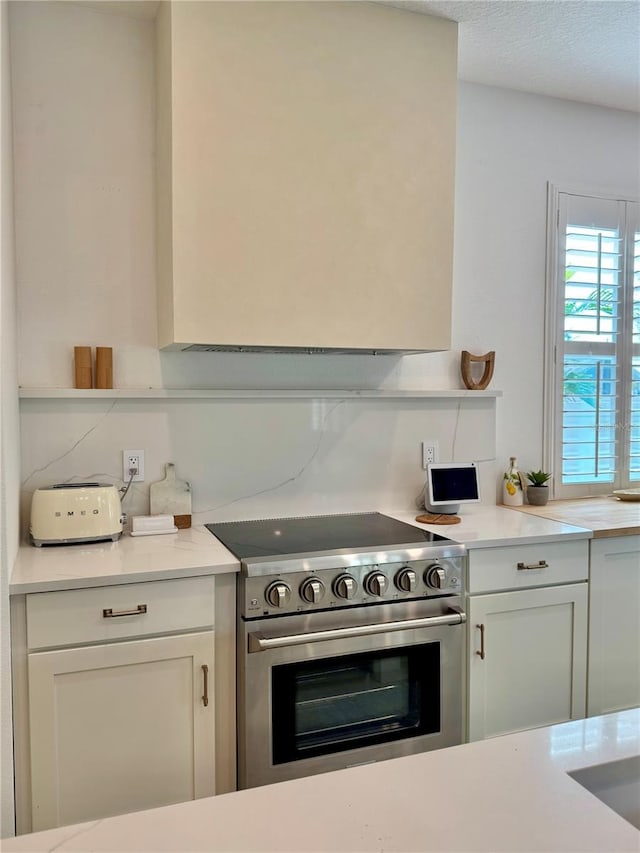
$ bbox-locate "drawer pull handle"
[202,664,209,707]
[517,560,549,571]
[102,604,148,618]
[476,623,485,660]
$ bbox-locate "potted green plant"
[526,470,552,505]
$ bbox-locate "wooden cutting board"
[510,497,639,538]
[415,513,461,526]
[149,463,192,529]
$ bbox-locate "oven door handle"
[247,606,466,652]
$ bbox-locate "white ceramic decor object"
[150,463,192,528]
[130,515,178,537]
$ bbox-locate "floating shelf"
[19,387,502,400]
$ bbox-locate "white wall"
[11,1,157,389]
[11,1,497,537]
[9,3,639,524]
[1,0,19,837]
[453,83,639,476]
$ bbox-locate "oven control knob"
[425,564,447,590]
[333,574,357,600]
[265,581,292,608]
[364,571,388,597]
[300,578,326,604]
[395,567,417,592]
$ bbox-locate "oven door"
[238,598,465,789]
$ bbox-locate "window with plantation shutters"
[545,187,639,498]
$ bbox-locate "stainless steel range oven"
[206,512,466,789]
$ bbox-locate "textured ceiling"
[385,0,640,113]
[83,1,640,113]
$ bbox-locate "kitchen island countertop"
[2,709,638,852]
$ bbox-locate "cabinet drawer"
[26,576,216,650]
[468,539,588,593]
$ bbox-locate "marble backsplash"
[19,393,497,539]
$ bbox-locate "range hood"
[156,2,457,355]
[180,344,435,356]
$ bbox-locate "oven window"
[272,643,440,764]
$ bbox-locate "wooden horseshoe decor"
[461,350,495,391]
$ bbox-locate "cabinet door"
[28,632,215,831]
[589,536,640,716]
[468,584,587,742]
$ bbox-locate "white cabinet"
[156,2,457,353]
[588,535,640,716]
[467,540,589,742]
[468,584,588,741]
[19,576,217,832]
[28,632,214,831]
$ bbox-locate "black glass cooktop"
[206,512,448,559]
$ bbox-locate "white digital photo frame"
[426,462,480,515]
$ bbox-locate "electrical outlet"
[421,441,438,469]
[123,449,145,483]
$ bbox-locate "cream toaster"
[30,483,124,546]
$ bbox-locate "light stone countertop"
[10,505,593,595]
[2,709,638,852]
[9,525,239,594]
[387,503,592,549]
